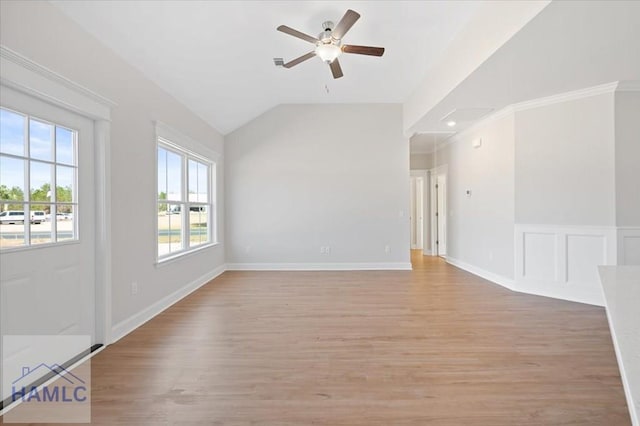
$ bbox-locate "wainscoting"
[514,225,620,306]
[617,227,640,265]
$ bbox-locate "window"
[157,134,216,260]
[0,107,77,249]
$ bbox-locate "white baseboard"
[446,257,516,290]
[448,255,604,307]
[513,279,605,306]
[226,262,412,271]
[110,264,227,343]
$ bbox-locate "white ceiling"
[410,133,454,154]
[50,0,481,135]
[409,1,640,135]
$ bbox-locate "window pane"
[168,206,183,254]
[188,160,208,203]
[0,109,25,156]
[1,109,80,250]
[29,119,53,161]
[198,163,209,203]
[56,204,75,242]
[30,161,52,202]
[188,159,198,202]
[189,206,208,246]
[158,202,169,257]
[31,205,52,245]
[0,156,25,201]
[198,162,209,203]
[158,147,167,200]
[0,203,26,248]
[56,165,75,203]
[56,127,74,165]
[166,150,182,201]
[158,203,183,256]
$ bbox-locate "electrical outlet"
[384,245,391,254]
[326,246,331,254]
[320,246,325,254]
[131,281,138,295]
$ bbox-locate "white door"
[0,85,96,401]
[436,174,447,256]
[410,176,425,250]
[416,177,424,250]
[410,177,417,249]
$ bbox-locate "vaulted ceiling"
[49,0,639,146]
[51,0,480,135]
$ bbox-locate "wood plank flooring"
[2,252,630,425]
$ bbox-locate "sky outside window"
[0,109,25,157]
[29,119,53,162]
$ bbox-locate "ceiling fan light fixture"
[277,9,383,78]
[315,42,341,64]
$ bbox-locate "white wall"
[0,1,226,331]
[432,86,637,304]
[511,88,635,304]
[614,90,640,265]
[410,153,434,170]
[436,88,631,305]
[515,93,616,226]
[225,104,410,268]
[615,91,640,227]
[435,113,516,280]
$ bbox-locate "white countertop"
[599,266,640,426]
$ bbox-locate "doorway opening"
[431,166,447,258]
[410,170,429,255]
[0,49,113,415]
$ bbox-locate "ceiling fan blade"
[283,52,316,68]
[332,9,360,40]
[342,45,385,57]
[277,25,319,44]
[330,59,344,79]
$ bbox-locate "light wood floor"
[3,251,629,425]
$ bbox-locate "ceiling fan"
[277,9,385,79]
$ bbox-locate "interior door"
[416,177,424,250]
[410,176,425,250]
[410,177,417,249]
[436,174,447,256]
[0,85,95,401]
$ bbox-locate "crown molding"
[0,45,116,120]
[509,80,640,113]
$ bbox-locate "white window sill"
[155,241,220,267]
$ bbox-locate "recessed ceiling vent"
[273,57,285,67]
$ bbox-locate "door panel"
[0,85,95,401]
[437,175,447,256]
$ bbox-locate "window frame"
[0,106,79,251]
[155,122,218,263]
